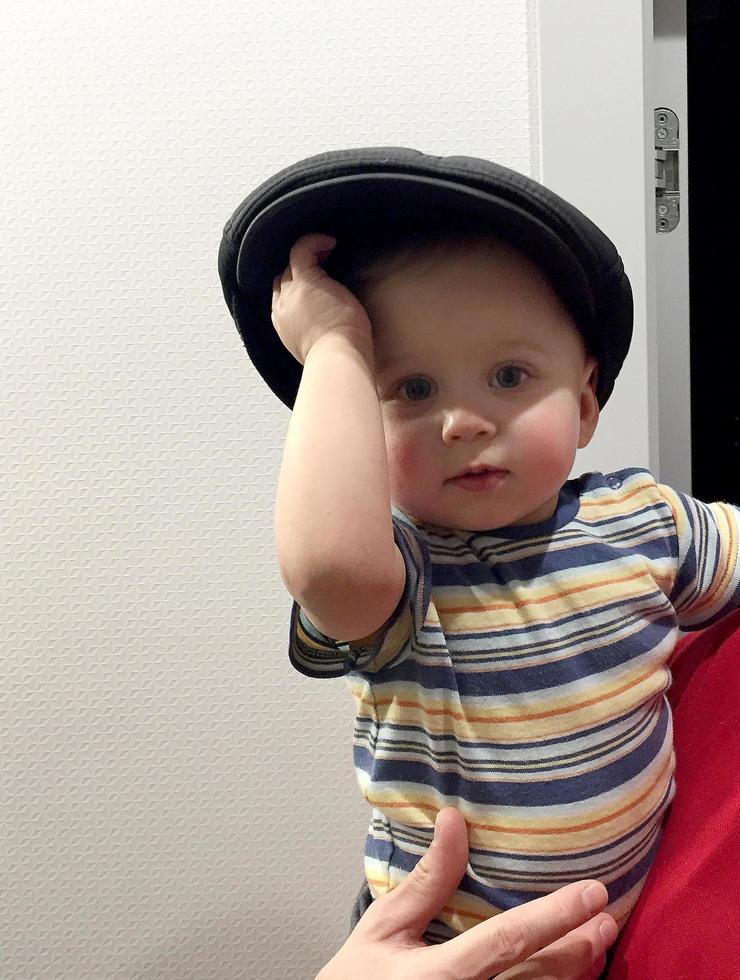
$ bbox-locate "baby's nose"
[442,409,497,441]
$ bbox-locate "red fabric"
[606,610,740,978]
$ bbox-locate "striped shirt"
[289,468,740,941]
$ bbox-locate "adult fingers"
[495,912,617,979]
[421,879,612,980]
[358,807,470,943]
[288,233,337,275]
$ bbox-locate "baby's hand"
[271,233,373,365]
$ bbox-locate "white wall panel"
[538,0,656,478]
[2,2,541,977]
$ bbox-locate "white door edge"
[537,0,660,481]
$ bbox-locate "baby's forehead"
[372,307,585,380]
[375,332,552,367]
[369,236,555,299]
[399,235,526,274]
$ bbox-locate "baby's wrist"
[303,322,374,365]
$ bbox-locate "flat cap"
[219,146,633,409]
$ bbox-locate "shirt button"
[607,477,623,490]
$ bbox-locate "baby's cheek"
[516,410,577,477]
[385,433,422,493]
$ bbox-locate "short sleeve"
[288,514,431,678]
[659,483,740,628]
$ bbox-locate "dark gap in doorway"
[687,1,740,504]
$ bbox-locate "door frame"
[537,0,690,490]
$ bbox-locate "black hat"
[218,146,633,409]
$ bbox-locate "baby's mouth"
[447,465,507,482]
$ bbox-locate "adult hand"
[316,807,618,980]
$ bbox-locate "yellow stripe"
[691,502,738,614]
[358,665,665,726]
[438,568,653,620]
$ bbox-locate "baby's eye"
[492,364,528,389]
[396,366,529,401]
[399,377,433,401]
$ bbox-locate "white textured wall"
[3,2,540,978]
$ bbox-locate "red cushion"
[606,610,740,978]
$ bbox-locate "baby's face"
[362,243,599,532]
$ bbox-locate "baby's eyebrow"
[374,349,417,373]
[375,355,408,373]
[500,341,551,358]
[376,342,549,373]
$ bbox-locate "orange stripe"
[465,752,673,835]
[688,503,737,615]
[361,665,656,724]
[442,568,650,617]
[367,750,673,836]
[440,903,491,923]
[578,484,648,509]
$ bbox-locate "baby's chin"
[390,500,497,532]
[390,494,559,533]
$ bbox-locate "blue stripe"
[290,466,739,937]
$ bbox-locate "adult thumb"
[363,807,471,941]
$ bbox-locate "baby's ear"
[578,358,600,449]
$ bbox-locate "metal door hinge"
[655,108,680,232]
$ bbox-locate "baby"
[249,153,740,946]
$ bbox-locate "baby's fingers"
[288,233,337,275]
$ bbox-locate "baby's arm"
[273,234,405,643]
[660,482,740,627]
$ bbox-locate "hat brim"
[237,173,593,311]
[220,152,632,410]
